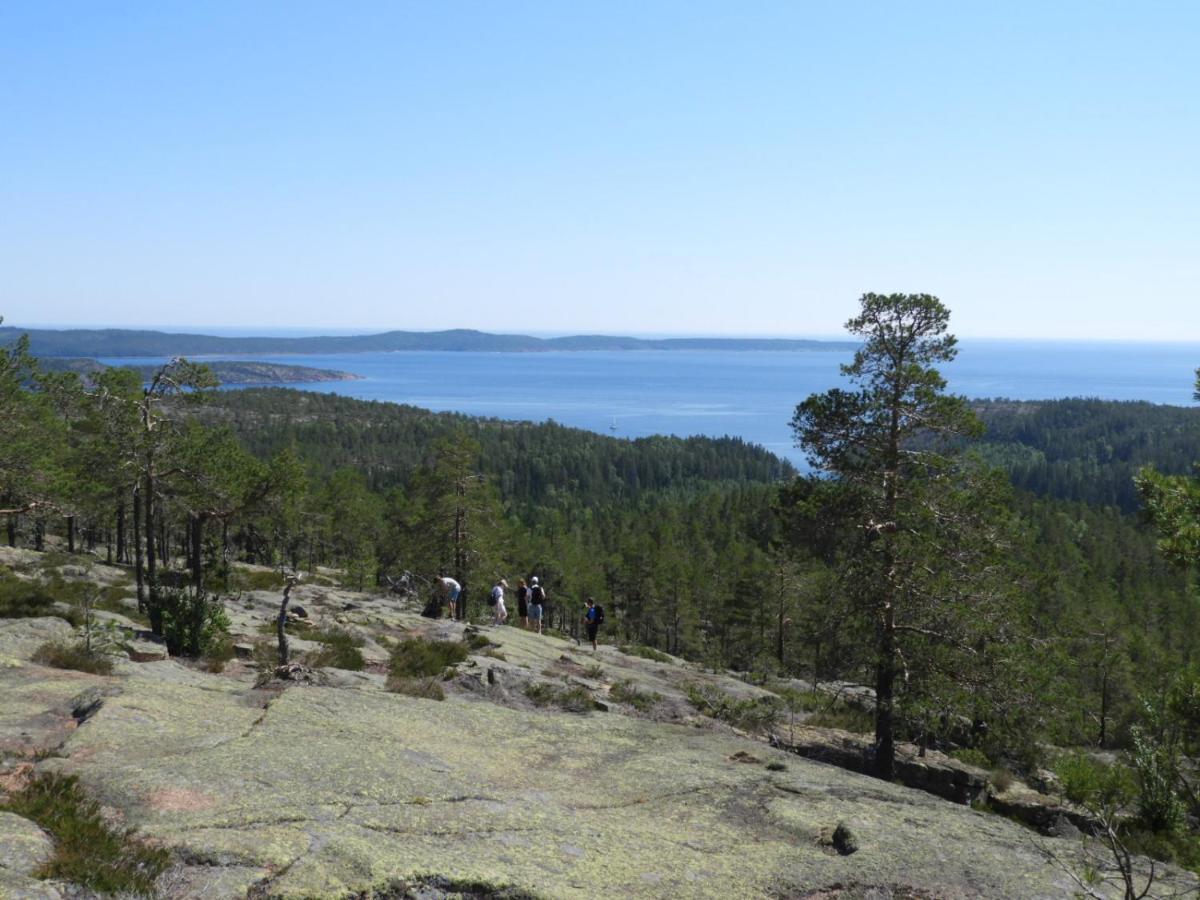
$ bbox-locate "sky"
[2,2,1198,340]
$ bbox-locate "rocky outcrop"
[0,554,1190,899]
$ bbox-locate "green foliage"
[525,681,596,713]
[387,676,446,701]
[157,587,231,657]
[1052,752,1135,808]
[619,644,672,663]
[388,637,470,678]
[950,748,993,769]
[581,663,606,680]
[805,705,874,734]
[1129,724,1185,833]
[684,682,780,733]
[0,772,168,894]
[201,634,237,673]
[609,680,661,711]
[0,570,68,621]
[305,627,366,671]
[232,568,288,591]
[32,639,115,675]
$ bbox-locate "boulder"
[0,811,54,875]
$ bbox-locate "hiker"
[438,573,461,619]
[516,578,530,629]
[582,596,605,651]
[528,576,546,635]
[489,578,508,626]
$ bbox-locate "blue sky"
[2,2,1197,339]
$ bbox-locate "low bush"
[232,568,288,591]
[950,747,993,769]
[684,682,780,733]
[305,628,366,671]
[609,680,661,712]
[201,635,237,673]
[525,682,596,713]
[0,571,79,623]
[989,767,1015,794]
[0,772,168,894]
[581,663,606,680]
[619,644,672,663]
[388,637,470,679]
[387,676,446,701]
[32,640,114,675]
[1053,751,1135,808]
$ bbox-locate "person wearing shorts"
[528,576,544,635]
[438,575,461,619]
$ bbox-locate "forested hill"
[0,325,857,357]
[974,398,1200,512]
[198,387,795,504]
[36,357,362,384]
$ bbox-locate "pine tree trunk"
[191,514,204,592]
[145,472,162,635]
[66,516,75,554]
[6,515,15,547]
[116,501,126,564]
[133,489,145,612]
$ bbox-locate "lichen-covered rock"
[0,811,54,875]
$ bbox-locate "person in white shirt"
[490,578,508,626]
[438,574,461,619]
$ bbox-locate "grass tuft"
[619,644,672,663]
[32,640,114,675]
[0,772,168,895]
[525,682,597,713]
[387,676,447,701]
[609,680,661,712]
[305,627,366,671]
[388,637,470,679]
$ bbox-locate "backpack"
[594,605,605,625]
[530,585,545,605]
[488,586,499,606]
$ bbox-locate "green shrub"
[388,637,470,679]
[581,664,606,680]
[32,640,115,675]
[525,682,596,713]
[0,571,78,623]
[387,676,446,701]
[609,680,661,712]
[1130,726,1185,833]
[201,635,237,673]
[305,628,366,671]
[684,682,780,733]
[0,772,168,894]
[950,748,993,769]
[989,767,1015,794]
[157,587,230,657]
[232,568,287,591]
[619,644,672,663]
[766,761,787,772]
[1053,751,1135,808]
[805,706,874,733]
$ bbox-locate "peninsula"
[36,357,362,385]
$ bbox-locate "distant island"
[1,326,859,357]
[36,357,362,385]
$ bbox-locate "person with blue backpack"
[582,597,605,651]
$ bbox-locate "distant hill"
[1,326,858,357]
[36,357,361,385]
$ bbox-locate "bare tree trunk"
[277,581,294,666]
[144,473,161,635]
[133,489,145,612]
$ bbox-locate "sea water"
[99,340,1200,465]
